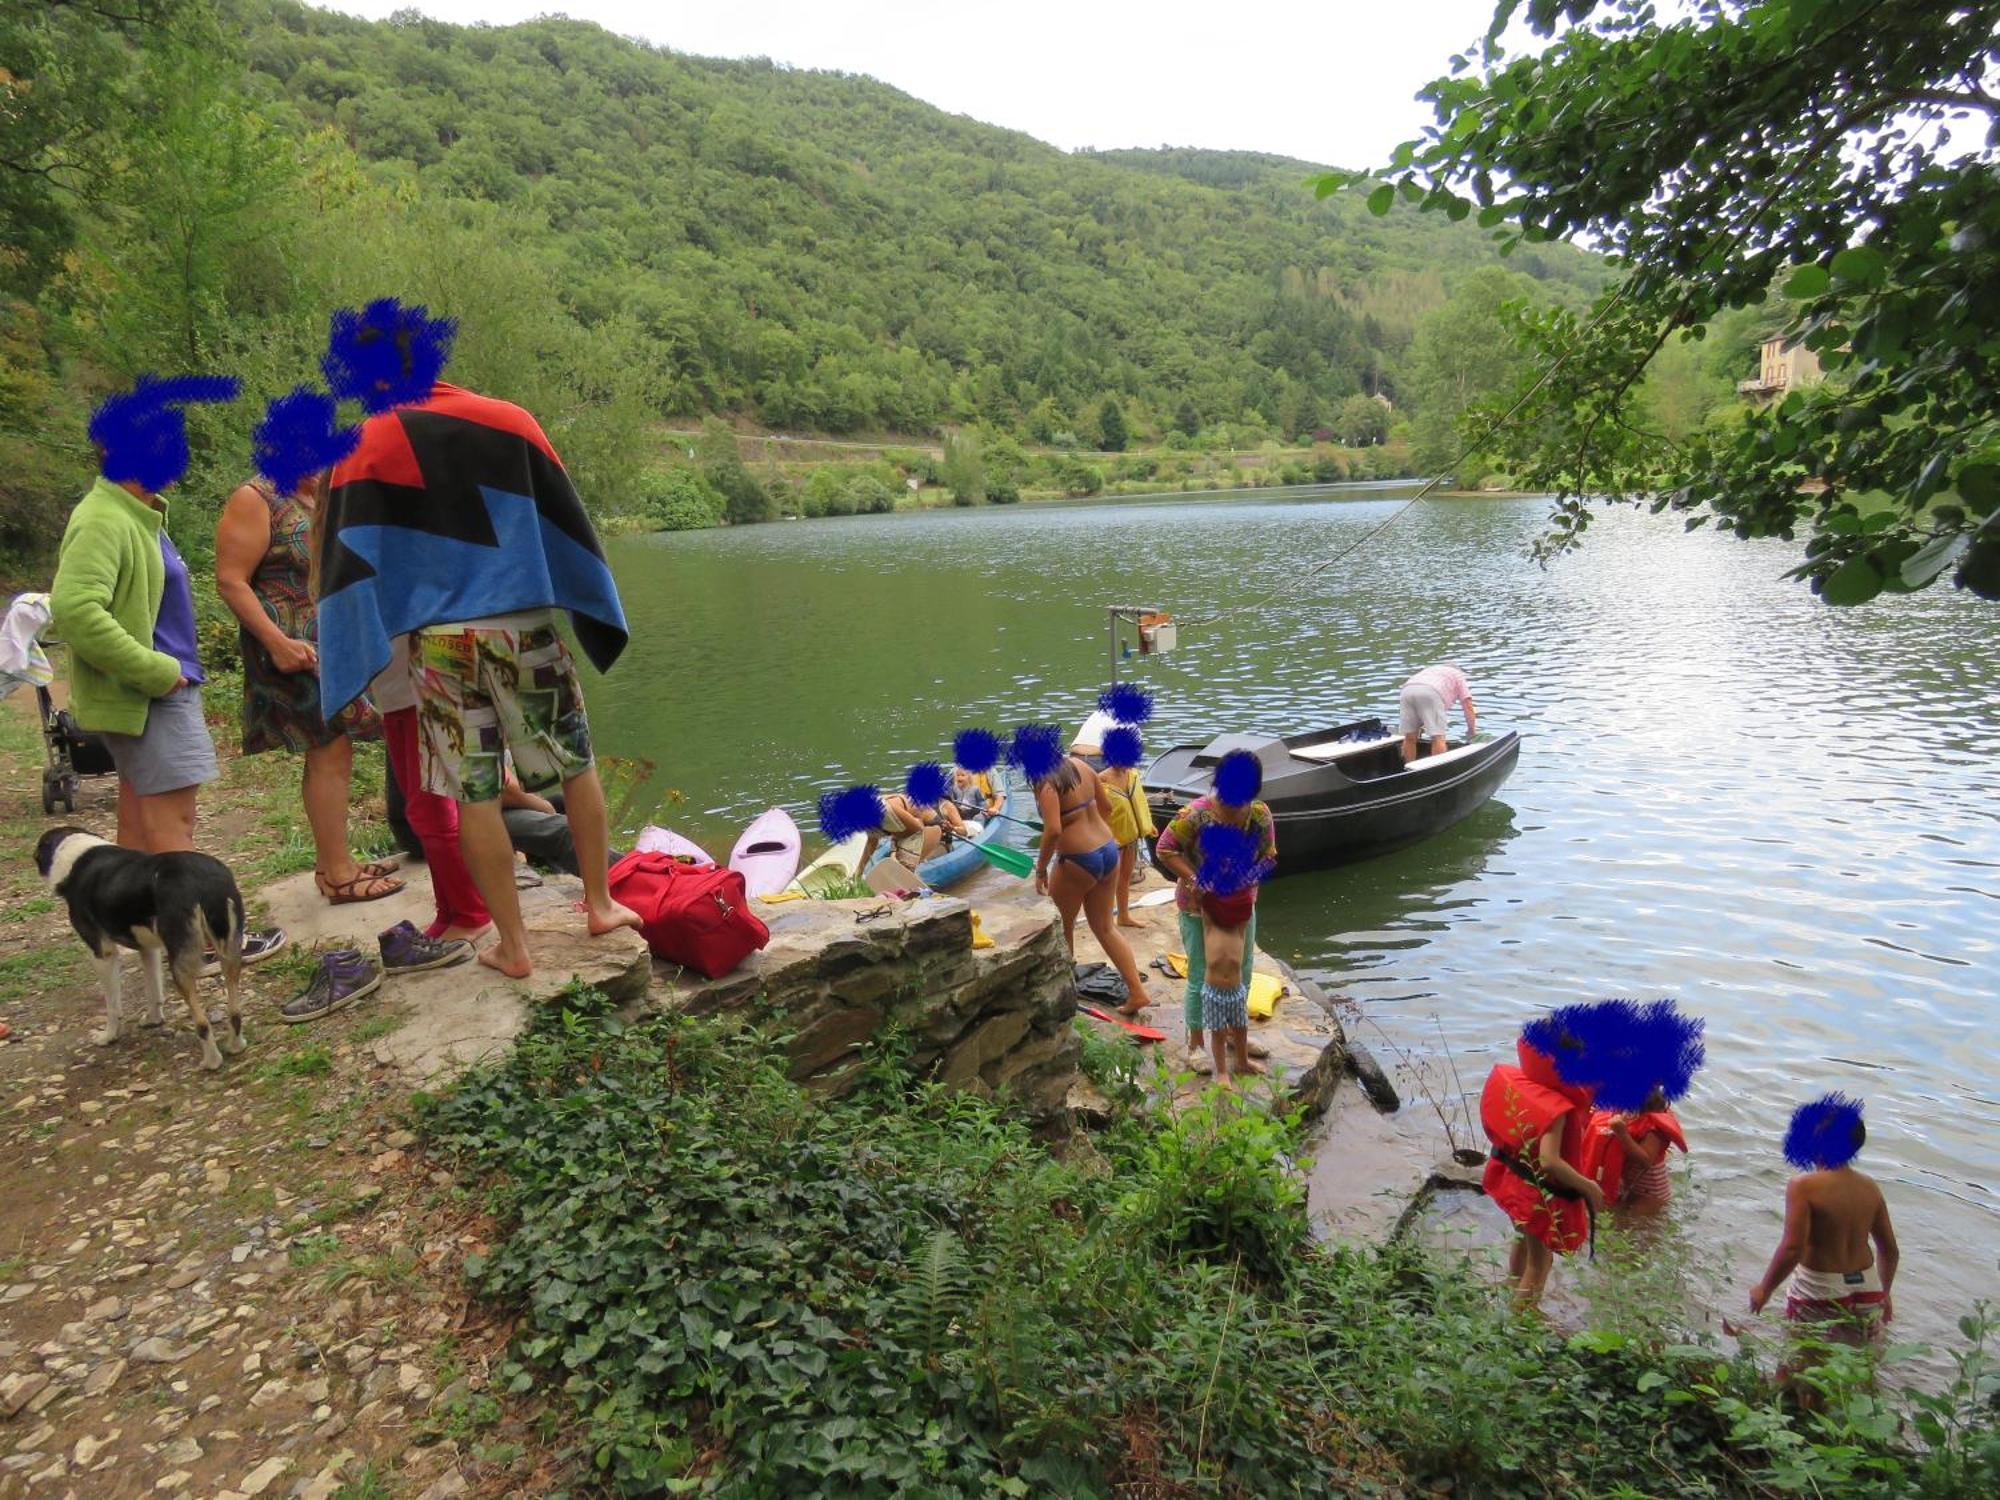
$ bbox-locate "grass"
[0,942,85,1001]
[349,1012,405,1044]
[331,1465,394,1500]
[3,894,55,922]
[256,1041,334,1082]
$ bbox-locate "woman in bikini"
[1026,729,1152,1018]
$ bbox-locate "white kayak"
[729,808,802,899]
[787,832,867,897]
[635,825,714,864]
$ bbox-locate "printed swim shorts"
[413,615,594,804]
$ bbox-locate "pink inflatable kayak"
[635,825,713,865]
[728,808,802,899]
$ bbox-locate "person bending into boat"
[1152,749,1277,1079]
[1020,724,1152,1017]
[1399,661,1476,765]
[868,765,971,872]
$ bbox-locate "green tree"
[1347,0,2000,603]
[640,466,725,530]
[1173,397,1201,436]
[1095,395,1129,452]
[1405,267,1531,484]
[941,429,985,506]
[1335,393,1389,447]
[695,419,774,525]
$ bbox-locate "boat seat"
[1292,737,1395,764]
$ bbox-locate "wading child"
[1153,748,1276,1085]
[1099,725,1155,929]
[1483,998,1705,1306]
[1748,1093,1897,1346]
[1584,1087,1689,1210]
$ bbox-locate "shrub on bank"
[419,987,2000,1498]
[639,466,726,531]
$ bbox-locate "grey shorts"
[98,685,220,796]
[1399,682,1448,740]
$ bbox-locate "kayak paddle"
[966,839,1035,878]
[1079,1004,1165,1042]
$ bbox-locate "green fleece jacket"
[49,476,185,736]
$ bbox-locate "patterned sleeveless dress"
[239,480,381,754]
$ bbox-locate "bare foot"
[1116,915,1148,929]
[586,899,644,937]
[478,945,532,979]
[1231,1054,1267,1076]
[437,922,493,945]
[1115,1000,1149,1019]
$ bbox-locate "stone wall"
[654,895,1080,1120]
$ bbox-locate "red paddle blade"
[1079,1004,1165,1043]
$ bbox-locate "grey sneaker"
[378,921,473,975]
[203,927,288,977]
[281,949,381,1025]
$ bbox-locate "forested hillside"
[2,0,1611,560]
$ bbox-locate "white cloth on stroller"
[0,592,54,698]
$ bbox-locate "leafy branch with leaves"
[1330,0,2000,605]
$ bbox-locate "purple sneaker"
[280,949,381,1025]
[378,921,474,975]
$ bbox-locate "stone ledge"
[258,865,650,1085]
[651,894,1080,1120]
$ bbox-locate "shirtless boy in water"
[1748,1094,1898,1342]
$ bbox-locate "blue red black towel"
[316,382,627,716]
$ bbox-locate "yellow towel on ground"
[968,911,995,950]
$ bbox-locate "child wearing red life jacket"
[1480,1035,1606,1307]
[1582,1088,1689,1210]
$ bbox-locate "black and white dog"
[35,827,247,1070]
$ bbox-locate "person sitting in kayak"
[1153,748,1278,1081]
[1021,724,1152,1018]
[1399,661,1476,764]
[951,766,1003,826]
[1749,1093,1897,1356]
[864,763,972,872]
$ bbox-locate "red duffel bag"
[607,850,769,978]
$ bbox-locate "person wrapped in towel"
[1482,998,1705,1306]
[1581,1088,1690,1210]
[1748,1093,1897,1350]
[312,299,639,980]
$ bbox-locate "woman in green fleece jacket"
[51,466,220,852]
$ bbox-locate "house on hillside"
[1738,335,1823,402]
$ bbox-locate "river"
[587,485,2000,1369]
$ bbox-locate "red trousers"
[383,707,488,935]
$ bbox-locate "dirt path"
[0,700,564,1499]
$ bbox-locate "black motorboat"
[1144,717,1520,875]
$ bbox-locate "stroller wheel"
[41,781,57,815]
[61,774,79,813]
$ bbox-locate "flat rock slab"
[258,863,650,1084]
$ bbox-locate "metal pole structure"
[1109,609,1119,686]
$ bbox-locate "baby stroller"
[37,682,116,814]
[2,592,117,814]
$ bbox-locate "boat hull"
[1145,721,1520,876]
[866,773,1033,890]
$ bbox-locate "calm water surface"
[588,488,1999,1364]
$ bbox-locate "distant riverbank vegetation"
[4,0,1815,560]
[3,0,1630,562]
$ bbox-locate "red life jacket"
[1479,1039,1594,1252]
[1581,1108,1688,1203]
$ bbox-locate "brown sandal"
[359,858,401,879]
[316,868,406,905]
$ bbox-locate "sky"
[318,0,1502,169]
